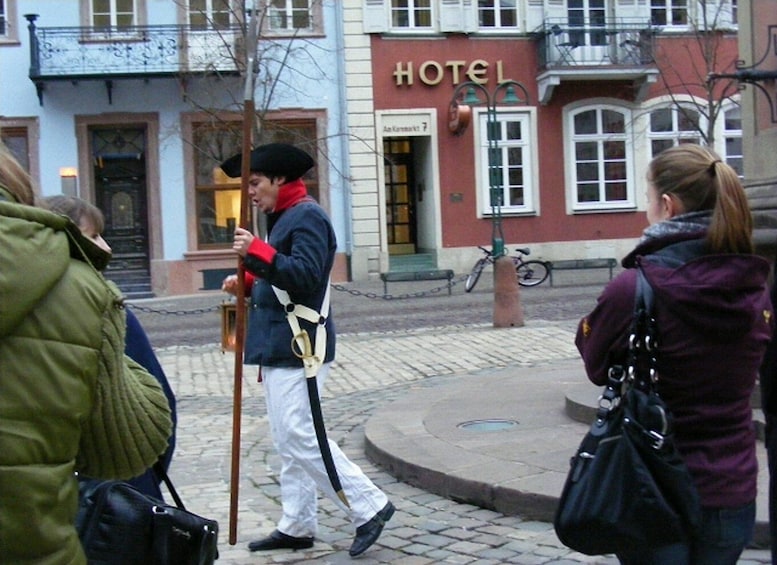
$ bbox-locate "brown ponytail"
[707,159,753,253]
[647,144,753,254]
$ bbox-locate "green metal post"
[450,80,529,258]
[487,103,504,258]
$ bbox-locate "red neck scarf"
[274,179,308,213]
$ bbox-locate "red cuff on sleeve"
[243,270,256,289]
[247,238,277,265]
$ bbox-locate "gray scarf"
[640,210,711,244]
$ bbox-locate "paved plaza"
[153,308,774,564]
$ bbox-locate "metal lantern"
[220,302,246,352]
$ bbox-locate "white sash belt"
[272,280,331,377]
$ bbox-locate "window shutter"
[440,0,463,32]
[526,0,546,31]
[545,0,566,21]
[440,0,475,33]
[462,0,477,32]
[363,0,388,33]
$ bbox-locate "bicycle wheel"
[465,258,488,292]
[515,260,549,287]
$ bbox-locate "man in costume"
[221,143,394,557]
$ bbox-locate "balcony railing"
[25,14,245,82]
[535,19,656,69]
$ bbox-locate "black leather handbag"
[76,464,219,565]
[554,269,701,556]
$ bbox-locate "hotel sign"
[393,59,509,86]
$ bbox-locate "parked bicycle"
[465,246,550,292]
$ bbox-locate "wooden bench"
[380,269,455,296]
[547,258,618,287]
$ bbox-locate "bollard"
[493,255,524,328]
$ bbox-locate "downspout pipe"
[333,1,354,280]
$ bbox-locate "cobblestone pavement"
[155,308,772,564]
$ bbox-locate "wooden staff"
[229,7,258,546]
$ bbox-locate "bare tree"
[649,0,740,147]
[171,1,332,161]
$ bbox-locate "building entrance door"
[383,137,417,255]
[92,128,152,297]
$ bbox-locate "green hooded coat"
[0,196,172,564]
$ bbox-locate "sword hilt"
[292,330,320,378]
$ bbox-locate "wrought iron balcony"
[534,18,660,104]
[535,19,656,69]
[24,14,244,104]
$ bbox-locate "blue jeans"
[766,412,777,565]
[617,502,755,565]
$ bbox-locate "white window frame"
[647,103,703,158]
[473,108,539,217]
[186,0,235,29]
[650,0,689,29]
[80,0,147,36]
[268,0,310,32]
[390,0,434,32]
[477,0,519,31]
[262,0,322,36]
[91,0,138,28]
[719,102,743,177]
[565,104,636,213]
[567,0,608,47]
[0,0,19,44]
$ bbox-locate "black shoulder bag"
[76,463,219,565]
[554,267,701,555]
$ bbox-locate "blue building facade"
[1,0,351,296]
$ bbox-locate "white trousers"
[262,363,389,538]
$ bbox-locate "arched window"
[648,105,702,157]
[721,104,743,177]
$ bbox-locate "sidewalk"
[364,359,770,542]
[156,317,772,563]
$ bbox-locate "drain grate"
[457,419,518,432]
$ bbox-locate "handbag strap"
[629,266,659,392]
[153,462,187,510]
[596,266,659,420]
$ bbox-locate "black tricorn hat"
[219,143,314,181]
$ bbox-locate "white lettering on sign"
[393,60,508,87]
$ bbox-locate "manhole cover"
[457,419,518,432]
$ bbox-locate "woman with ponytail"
[576,144,773,564]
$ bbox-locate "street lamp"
[448,80,530,258]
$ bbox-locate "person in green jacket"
[41,194,178,501]
[0,141,172,564]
